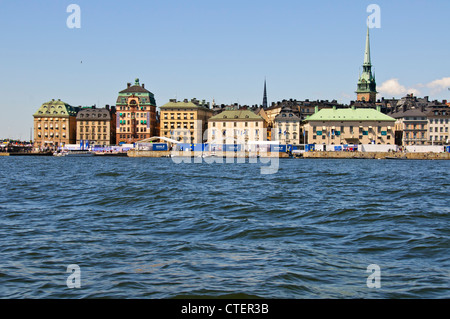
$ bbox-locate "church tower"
[262,79,268,108]
[356,28,377,102]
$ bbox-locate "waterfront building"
[304,106,396,145]
[76,106,116,146]
[159,98,213,143]
[356,28,377,103]
[207,109,266,145]
[33,99,79,150]
[426,106,450,145]
[390,107,429,146]
[116,78,157,145]
[273,107,302,145]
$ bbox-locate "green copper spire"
[356,27,377,102]
[363,27,371,66]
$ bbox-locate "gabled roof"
[274,107,300,121]
[119,78,152,94]
[119,85,150,94]
[33,100,78,117]
[306,107,395,122]
[160,100,211,110]
[209,109,263,121]
[76,108,112,120]
[389,108,428,119]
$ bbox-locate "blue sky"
[1,0,449,139]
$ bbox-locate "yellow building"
[207,109,266,145]
[159,99,213,143]
[76,106,116,146]
[304,106,396,145]
[33,99,78,150]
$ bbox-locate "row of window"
[119,112,149,117]
[79,135,109,140]
[163,131,194,136]
[78,121,109,125]
[118,120,149,125]
[163,113,195,120]
[118,134,148,139]
[164,123,195,130]
[312,134,391,140]
[313,126,390,133]
[430,127,449,133]
[429,135,448,141]
[210,129,261,136]
[405,133,426,139]
[429,118,449,124]
[119,127,147,133]
[118,99,147,106]
[79,126,108,133]
[37,125,66,129]
[37,132,66,138]
[211,122,260,127]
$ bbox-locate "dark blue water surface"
[0,156,448,298]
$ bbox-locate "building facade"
[33,99,79,150]
[391,108,429,146]
[76,106,116,147]
[273,107,302,145]
[427,107,450,145]
[116,78,157,145]
[159,98,213,143]
[304,106,396,145]
[207,110,266,145]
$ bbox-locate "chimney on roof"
[105,105,110,110]
[142,83,145,88]
[127,83,131,88]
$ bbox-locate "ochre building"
[33,99,78,150]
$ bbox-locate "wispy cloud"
[377,78,420,97]
[426,77,450,94]
[378,77,450,98]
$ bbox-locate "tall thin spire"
[262,79,268,108]
[363,27,371,66]
[356,27,377,103]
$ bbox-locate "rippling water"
[0,156,448,298]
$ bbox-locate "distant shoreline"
[2,150,450,160]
